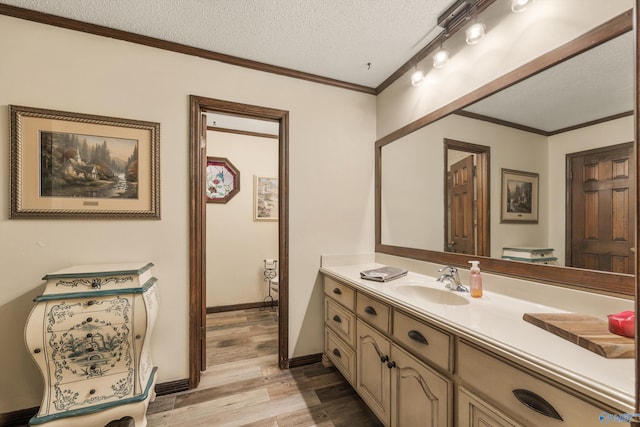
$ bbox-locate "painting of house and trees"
[40,131,139,199]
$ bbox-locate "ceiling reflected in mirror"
[460,31,633,134]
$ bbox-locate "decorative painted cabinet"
[25,263,159,427]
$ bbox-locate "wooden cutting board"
[523,313,634,359]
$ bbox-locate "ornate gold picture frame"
[10,105,160,219]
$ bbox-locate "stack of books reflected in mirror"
[501,247,558,264]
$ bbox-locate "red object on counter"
[607,311,635,338]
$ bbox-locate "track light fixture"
[412,0,528,86]
[465,21,486,44]
[465,4,485,45]
[511,0,532,13]
[432,34,450,69]
[411,67,425,87]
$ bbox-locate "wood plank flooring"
[147,308,383,427]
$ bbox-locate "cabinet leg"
[322,353,334,368]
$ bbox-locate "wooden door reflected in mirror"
[567,142,635,273]
[444,139,490,257]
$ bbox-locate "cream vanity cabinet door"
[357,319,392,426]
[458,340,620,427]
[458,386,523,427]
[390,344,452,427]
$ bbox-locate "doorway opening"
[189,95,289,388]
[444,139,490,257]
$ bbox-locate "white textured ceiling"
[1,0,633,132]
[0,0,452,88]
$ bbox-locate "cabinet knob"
[86,317,93,322]
[380,355,389,363]
[408,330,429,345]
[86,333,93,338]
[89,389,96,395]
[332,348,342,358]
[332,288,342,295]
[135,334,142,339]
[512,389,563,421]
[332,315,342,323]
[364,306,377,316]
[34,348,41,354]
[387,361,396,369]
[87,300,96,306]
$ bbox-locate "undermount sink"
[393,284,470,306]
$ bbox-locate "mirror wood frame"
[375,10,635,297]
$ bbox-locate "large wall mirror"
[376,10,635,296]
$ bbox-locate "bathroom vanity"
[321,255,634,427]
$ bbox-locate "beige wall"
[0,15,376,412]
[205,131,279,307]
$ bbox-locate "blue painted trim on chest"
[28,367,158,425]
[34,277,157,302]
[42,262,154,280]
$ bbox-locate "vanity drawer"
[457,386,523,427]
[356,293,390,334]
[325,328,356,385]
[458,341,614,427]
[392,310,453,373]
[324,277,355,310]
[325,298,356,346]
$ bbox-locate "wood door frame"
[189,95,289,388]
[443,139,490,257]
[565,141,635,271]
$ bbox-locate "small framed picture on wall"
[500,168,539,223]
[254,176,278,221]
[205,157,240,203]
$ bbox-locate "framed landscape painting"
[9,105,160,219]
[500,168,539,223]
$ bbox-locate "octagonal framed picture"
[206,157,240,203]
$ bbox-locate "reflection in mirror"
[444,139,490,257]
[379,20,634,291]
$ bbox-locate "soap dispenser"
[468,260,483,298]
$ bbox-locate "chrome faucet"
[437,266,469,292]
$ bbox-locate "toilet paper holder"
[263,259,278,310]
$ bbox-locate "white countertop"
[320,262,635,412]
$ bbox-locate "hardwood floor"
[147,308,383,427]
